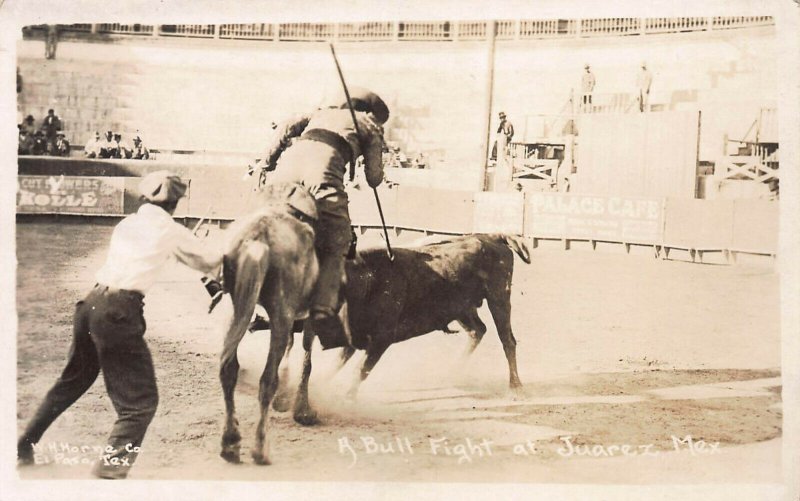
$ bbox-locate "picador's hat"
[139,170,187,203]
[339,87,390,125]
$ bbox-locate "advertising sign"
[527,193,664,243]
[17,175,126,215]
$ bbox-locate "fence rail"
[31,17,774,43]
[97,24,154,35]
[219,23,274,40]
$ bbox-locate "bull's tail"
[220,239,271,362]
[502,234,531,264]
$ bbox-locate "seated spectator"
[20,115,36,135]
[54,133,71,157]
[98,130,115,158]
[112,133,131,159]
[30,131,48,156]
[18,125,34,155]
[131,136,150,160]
[84,131,101,158]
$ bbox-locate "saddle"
[258,182,318,225]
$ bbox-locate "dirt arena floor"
[15,218,782,483]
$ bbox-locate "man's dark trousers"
[18,285,159,478]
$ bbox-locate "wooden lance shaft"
[328,43,395,262]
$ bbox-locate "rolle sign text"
[17,175,125,215]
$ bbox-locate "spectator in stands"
[30,131,48,156]
[581,64,596,113]
[41,109,61,144]
[84,131,101,158]
[18,125,34,155]
[54,133,71,157]
[491,111,514,161]
[17,67,22,94]
[45,25,59,60]
[113,133,131,159]
[99,130,115,158]
[636,62,653,112]
[131,136,150,160]
[20,115,36,135]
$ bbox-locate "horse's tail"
[502,234,532,264]
[220,238,270,362]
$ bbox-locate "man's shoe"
[92,461,130,480]
[17,439,34,466]
[248,314,271,332]
[308,314,348,350]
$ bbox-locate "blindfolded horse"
[218,183,318,465]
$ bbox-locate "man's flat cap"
[139,170,187,203]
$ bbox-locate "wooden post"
[479,20,497,192]
[495,133,512,191]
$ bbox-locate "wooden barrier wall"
[17,158,778,256]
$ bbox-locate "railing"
[645,17,707,33]
[279,23,335,41]
[455,21,488,40]
[519,19,564,38]
[159,25,215,38]
[398,22,451,40]
[712,16,773,29]
[34,17,774,44]
[338,22,394,41]
[494,20,517,40]
[219,23,274,40]
[580,18,641,37]
[97,24,154,35]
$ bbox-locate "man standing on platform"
[491,111,514,161]
[637,61,653,112]
[581,64,596,113]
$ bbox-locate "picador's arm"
[260,114,311,171]
[358,116,386,188]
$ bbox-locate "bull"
[277,233,530,424]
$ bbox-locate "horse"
[217,183,318,465]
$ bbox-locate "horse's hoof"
[293,409,319,426]
[251,451,271,466]
[272,394,291,413]
[508,383,525,400]
[220,448,241,464]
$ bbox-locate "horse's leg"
[293,329,319,426]
[220,240,270,464]
[251,311,291,465]
[272,332,294,412]
[486,289,523,390]
[219,314,252,464]
[346,342,390,401]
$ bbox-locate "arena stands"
[16,17,780,260]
